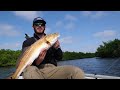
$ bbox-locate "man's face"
[33,23,45,34]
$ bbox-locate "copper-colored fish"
[10,33,60,79]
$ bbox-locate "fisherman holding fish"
[16,17,85,79]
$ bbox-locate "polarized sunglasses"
[34,22,45,26]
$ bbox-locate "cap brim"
[34,20,45,24]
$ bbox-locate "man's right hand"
[35,49,47,65]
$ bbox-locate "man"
[17,17,85,79]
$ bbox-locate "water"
[0,57,120,79]
[0,66,15,79]
[58,58,120,77]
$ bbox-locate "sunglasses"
[34,23,45,26]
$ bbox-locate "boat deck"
[85,73,120,79]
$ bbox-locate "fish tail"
[10,73,18,79]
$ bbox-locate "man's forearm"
[34,57,44,66]
[34,49,47,66]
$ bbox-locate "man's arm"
[34,49,47,66]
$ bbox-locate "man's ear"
[32,26,35,29]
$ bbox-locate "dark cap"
[33,17,46,26]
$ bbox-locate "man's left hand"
[53,40,60,49]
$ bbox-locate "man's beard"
[34,29,45,35]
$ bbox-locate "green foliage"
[0,49,95,67]
[0,49,21,67]
[62,51,95,61]
[95,39,120,58]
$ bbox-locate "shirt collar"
[33,33,46,40]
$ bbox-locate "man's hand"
[53,40,60,49]
[35,49,47,65]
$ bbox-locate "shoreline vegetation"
[0,49,95,67]
[0,39,120,67]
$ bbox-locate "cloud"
[65,14,77,21]
[0,42,21,50]
[64,22,76,30]
[55,21,63,27]
[45,27,51,34]
[80,44,99,53]
[61,40,99,53]
[93,30,116,38]
[13,11,43,21]
[81,11,92,16]
[0,24,21,37]
[54,14,77,31]
[81,11,106,19]
[60,36,73,44]
[92,11,105,19]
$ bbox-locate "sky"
[0,11,120,53]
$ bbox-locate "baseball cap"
[33,17,46,26]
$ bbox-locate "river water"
[0,57,120,79]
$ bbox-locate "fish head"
[45,33,60,46]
